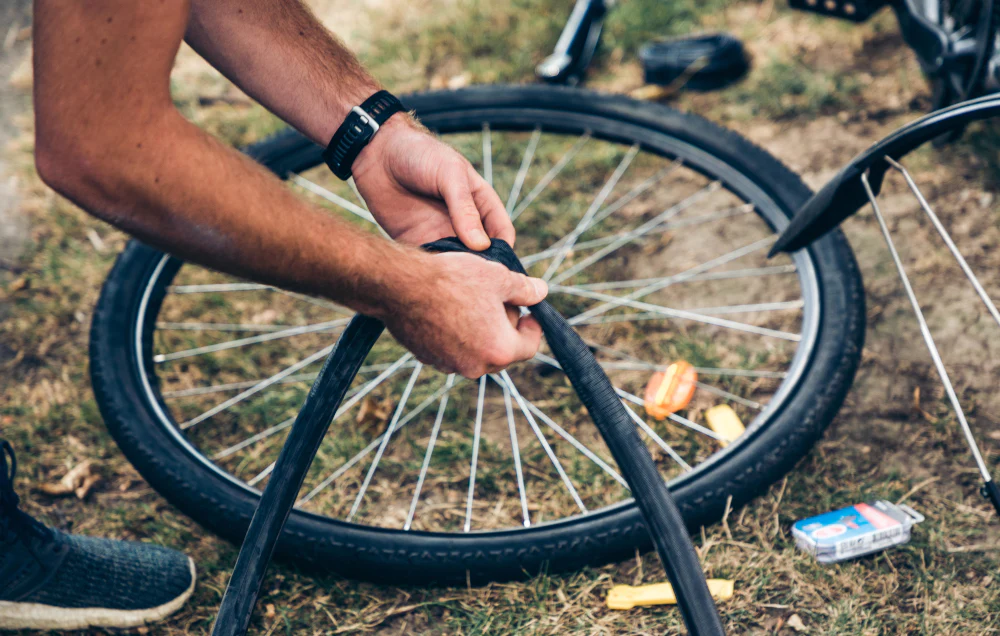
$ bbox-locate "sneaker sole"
[0,557,196,630]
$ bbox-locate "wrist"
[323,91,409,181]
[352,114,419,183]
[349,242,436,320]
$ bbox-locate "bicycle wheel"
[90,85,865,584]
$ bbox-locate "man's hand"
[380,253,547,378]
[353,117,515,250]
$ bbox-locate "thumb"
[440,161,491,251]
[508,314,544,363]
[503,271,548,307]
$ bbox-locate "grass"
[727,55,863,119]
[4,0,1000,634]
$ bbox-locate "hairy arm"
[33,0,409,314]
[32,0,545,378]
[184,0,514,249]
[185,0,375,146]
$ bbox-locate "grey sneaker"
[0,440,197,630]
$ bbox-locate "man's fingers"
[510,314,543,362]
[504,305,520,329]
[440,161,490,250]
[502,271,548,307]
[470,165,516,246]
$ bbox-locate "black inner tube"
[211,238,724,636]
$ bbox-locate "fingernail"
[531,278,548,297]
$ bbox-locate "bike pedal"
[788,0,888,23]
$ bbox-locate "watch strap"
[322,90,404,180]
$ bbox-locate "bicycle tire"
[90,85,866,584]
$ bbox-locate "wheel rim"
[131,105,822,537]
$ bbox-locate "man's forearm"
[185,0,387,146]
[50,108,421,317]
[33,0,545,378]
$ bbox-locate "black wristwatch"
[322,90,404,180]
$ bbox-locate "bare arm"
[32,0,545,377]
[184,0,516,250]
[184,0,375,146]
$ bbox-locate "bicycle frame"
[540,0,998,101]
[536,0,608,85]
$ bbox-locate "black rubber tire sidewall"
[90,85,865,584]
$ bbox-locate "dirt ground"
[4,1,1000,634]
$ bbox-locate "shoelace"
[0,440,52,544]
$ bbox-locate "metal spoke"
[247,461,275,487]
[180,344,335,430]
[403,374,456,531]
[683,300,803,316]
[506,127,541,215]
[568,161,683,240]
[571,265,796,292]
[510,132,591,221]
[168,282,270,293]
[886,157,1000,331]
[213,417,295,460]
[331,354,415,422]
[694,382,763,410]
[482,123,493,187]
[542,145,641,281]
[464,377,488,532]
[347,177,368,210]
[549,358,784,379]
[617,388,723,441]
[156,322,297,333]
[168,280,353,311]
[534,160,684,261]
[154,318,349,363]
[163,362,409,399]
[576,300,803,326]
[346,363,424,522]
[862,171,991,481]
[487,359,625,490]
[212,357,415,460]
[299,374,458,505]
[520,195,740,266]
[500,381,531,527]
[618,398,692,471]
[274,289,354,313]
[521,398,628,490]
[532,351,751,433]
[166,375,318,399]
[554,284,800,341]
[549,181,722,285]
[566,235,776,325]
[694,367,786,378]
[647,202,753,231]
[500,371,588,513]
[291,174,377,225]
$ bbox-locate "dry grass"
[3,1,1000,634]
